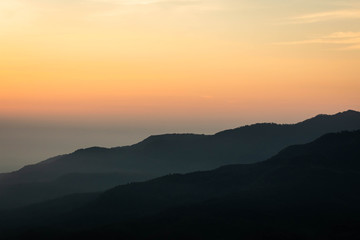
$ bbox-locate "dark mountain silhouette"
[1,130,360,239]
[0,110,359,209]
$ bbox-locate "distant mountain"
[0,110,359,209]
[1,130,360,239]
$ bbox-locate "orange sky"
[1,0,360,124]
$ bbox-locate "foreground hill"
[0,110,359,209]
[1,130,360,239]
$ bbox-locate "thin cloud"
[88,0,199,6]
[325,32,360,38]
[289,10,360,24]
[275,32,360,51]
[87,0,223,19]
[343,44,360,50]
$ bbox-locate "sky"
[1,0,360,171]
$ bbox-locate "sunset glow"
[1,0,359,123]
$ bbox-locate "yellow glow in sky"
[1,0,360,123]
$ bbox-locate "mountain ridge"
[1,130,360,239]
[0,110,359,209]
[6,109,358,175]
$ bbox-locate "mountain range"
[1,130,360,239]
[0,110,359,209]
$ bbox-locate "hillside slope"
[1,130,360,239]
[0,110,359,209]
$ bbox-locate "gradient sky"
[1,0,360,171]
